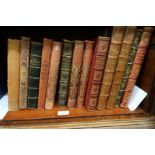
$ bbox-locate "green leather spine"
[58,39,73,106]
[115,29,143,107]
[27,41,42,109]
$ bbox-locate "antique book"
[58,39,73,106]
[67,41,84,108]
[38,38,53,109]
[27,41,42,109]
[138,33,155,112]
[106,27,136,109]
[8,39,21,111]
[115,29,143,107]
[45,41,62,109]
[120,27,154,108]
[97,26,126,110]
[76,40,94,108]
[85,36,110,110]
[19,37,31,109]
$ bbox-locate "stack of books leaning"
[7,26,154,112]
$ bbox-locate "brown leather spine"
[121,27,154,108]
[76,41,94,108]
[19,37,30,109]
[68,41,84,108]
[45,42,62,109]
[97,26,126,110]
[8,39,21,111]
[38,38,52,109]
[106,27,136,109]
[85,36,110,110]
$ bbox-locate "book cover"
[38,38,53,109]
[67,40,84,108]
[19,37,31,109]
[76,40,94,108]
[45,41,62,109]
[85,36,110,110]
[58,39,73,106]
[8,39,21,111]
[97,26,126,110]
[115,29,143,107]
[106,27,136,109]
[27,41,42,109]
[120,27,154,108]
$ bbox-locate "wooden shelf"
[2,105,145,121]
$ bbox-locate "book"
[58,39,73,106]
[106,27,136,109]
[67,40,84,108]
[19,37,31,109]
[97,26,126,110]
[85,36,110,110]
[120,27,154,108]
[8,39,21,111]
[45,41,62,109]
[115,29,143,107]
[38,38,53,109]
[138,33,155,112]
[27,41,42,109]
[76,40,94,108]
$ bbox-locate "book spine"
[45,42,62,109]
[106,27,136,109]
[19,37,30,109]
[8,39,21,111]
[97,26,126,110]
[115,29,143,107]
[85,36,110,110]
[76,41,94,108]
[120,27,154,108]
[58,39,73,106]
[27,41,42,109]
[38,38,53,109]
[67,41,84,108]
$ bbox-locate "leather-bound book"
[8,39,21,111]
[38,39,52,109]
[27,41,42,109]
[58,39,73,106]
[76,40,94,108]
[120,27,154,108]
[68,41,84,108]
[45,41,62,109]
[19,37,30,109]
[97,26,126,110]
[139,34,155,112]
[106,27,136,109]
[115,29,143,107]
[85,36,110,110]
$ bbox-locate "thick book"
[67,41,84,108]
[58,39,73,106]
[8,39,21,111]
[115,29,143,107]
[19,37,31,109]
[38,38,53,109]
[76,40,94,108]
[106,27,136,109]
[85,36,110,110]
[97,26,126,110]
[138,33,155,112]
[45,41,62,109]
[27,41,42,109]
[120,27,154,108]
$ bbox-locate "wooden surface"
[2,105,144,121]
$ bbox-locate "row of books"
[7,26,154,111]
